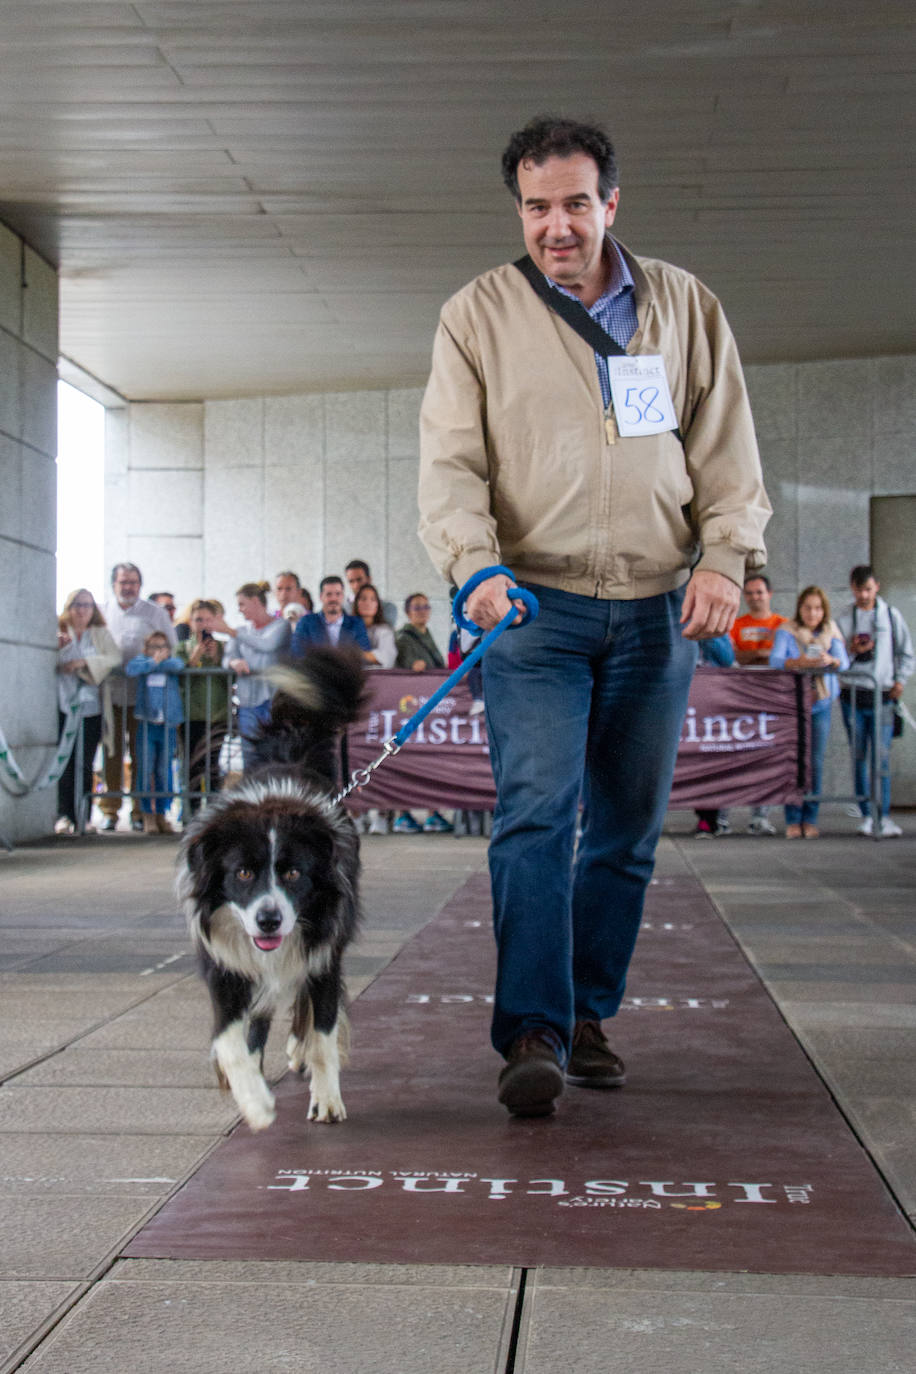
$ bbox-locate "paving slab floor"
[1,812,914,1372]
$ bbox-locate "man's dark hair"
[319,575,343,592]
[850,564,876,588]
[404,592,428,614]
[149,592,174,604]
[501,116,618,203]
[275,570,301,587]
[110,561,142,587]
[345,559,370,577]
[743,572,771,591]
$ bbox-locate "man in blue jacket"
[291,575,371,656]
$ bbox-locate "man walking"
[418,116,770,1117]
[837,565,913,836]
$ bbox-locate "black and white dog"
[177,647,365,1131]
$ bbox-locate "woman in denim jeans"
[769,586,848,839]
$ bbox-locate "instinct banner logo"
[346,669,808,811]
[267,1170,814,1211]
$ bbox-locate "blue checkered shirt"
[547,239,637,406]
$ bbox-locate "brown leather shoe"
[566,1020,627,1088]
[497,1031,565,1117]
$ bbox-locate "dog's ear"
[185,830,223,904]
[186,833,208,875]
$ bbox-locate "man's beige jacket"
[419,240,771,600]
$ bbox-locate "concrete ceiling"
[1,1,913,402]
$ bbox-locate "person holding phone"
[176,599,228,813]
[770,587,848,838]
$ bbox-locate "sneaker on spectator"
[423,811,454,833]
[393,811,422,834]
[857,816,874,836]
[694,819,714,837]
[715,816,731,836]
[880,817,903,837]
[352,814,369,834]
[469,700,486,717]
[747,815,777,835]
[368,812,389,836]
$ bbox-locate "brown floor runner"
[125,872,916,1274]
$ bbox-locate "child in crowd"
[125,629,185,834]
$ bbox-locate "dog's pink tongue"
[254,935,283,951]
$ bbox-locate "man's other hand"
[680,569,740,641]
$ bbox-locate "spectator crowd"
[53,559,913,839]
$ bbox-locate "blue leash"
[334,566,538,804]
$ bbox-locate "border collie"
[177,647,365,1131]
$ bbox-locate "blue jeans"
[482,584,697,1061]
[238,699,273,771]
[785,704,832,826]
[135,722,177,815]
[841,696,894,817]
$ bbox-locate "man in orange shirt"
[731,573,786,665]
[729,573,786,834]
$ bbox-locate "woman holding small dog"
[769,586,848,839]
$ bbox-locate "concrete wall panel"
[21,247,59,363]
[130,402,204,470]
[204,397,264,468]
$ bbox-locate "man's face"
[743,579,772,618]
[320,581,345,619]
[113,569,142,607]
[153,595,176,620]
[517,153,619,301]
[274,575,300,608]
[346,567,369,598]
[406,596,432,628]
[852,577,879,611]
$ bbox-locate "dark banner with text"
[345,668,810,812]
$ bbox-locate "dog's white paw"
[308,1091,347,1124]
[286,1034,307,1074]
[237,1079,276,1131]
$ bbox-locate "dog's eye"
[282,867,301,882]
[236,867,254,882]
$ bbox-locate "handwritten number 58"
[623,386,664,425]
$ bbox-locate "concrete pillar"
[0,222,59,842]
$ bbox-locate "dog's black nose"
[256,906,282,934]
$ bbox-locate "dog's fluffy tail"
[253,646,367,781]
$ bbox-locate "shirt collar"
[546,237,634,313]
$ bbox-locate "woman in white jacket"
[56,589,121,833]
[354,583,397,668]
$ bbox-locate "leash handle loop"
[452,565,537,634]
[334,569,538,806]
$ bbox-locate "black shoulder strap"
[888,602,898,669]
[513,254,684,446]
[513,255,629,358]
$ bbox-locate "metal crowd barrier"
[74,667,239,834]
[68,666,889,838]
[797,668,885,838]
